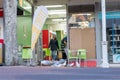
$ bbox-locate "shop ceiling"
[33,0,119,24]
[34,0,120,5]
[0,0,119,24]
[0,0,119,9]
[34,0,120,11]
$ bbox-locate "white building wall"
[48,22,67,33]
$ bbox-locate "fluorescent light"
[23,7,32,9]
[49,12,66,15]
[48,10,66,15]
[49,10,66,12]
[52,19,66,22]
[45,5,64,8]
[77,13,92,15]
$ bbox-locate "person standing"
[61,36,67,59]
[49,34,59,61]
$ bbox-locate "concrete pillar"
[3,0,18,65]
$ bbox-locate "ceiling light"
[23,7,32,9]
[48,10,66,15]
[77,13,92,15]
[49,10,66,12]
[49,12,66,15]
[52,19,66,21]
[45,5,64,8]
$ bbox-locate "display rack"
[107,24,120,63]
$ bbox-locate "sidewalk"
[0,66,120,80]
[109,63,120,67]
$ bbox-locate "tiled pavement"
[0,66,120,80]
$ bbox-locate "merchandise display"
[106,12,120,63]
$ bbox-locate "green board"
[17,16,32,47]
[43,48,51,56]
[22,48,32,59]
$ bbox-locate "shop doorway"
[67,5,96,67]
[41,5,68,66]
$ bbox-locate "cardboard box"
[57,51,63,59]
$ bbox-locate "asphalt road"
[0,66,120,80]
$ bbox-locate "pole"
[95,2,102,67]
[101,0,109,68]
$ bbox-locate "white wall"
[48,22,67,33]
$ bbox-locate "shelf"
[109,28,120,31]
[110,47,120,49]
[109,35,120,36]
[110,40,120,41]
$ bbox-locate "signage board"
[31,6,48,50]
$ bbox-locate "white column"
[100,0,109,68]
[95,2,102,67]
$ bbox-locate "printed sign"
[31,6,48,50]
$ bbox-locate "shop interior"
[16,3,97,67]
